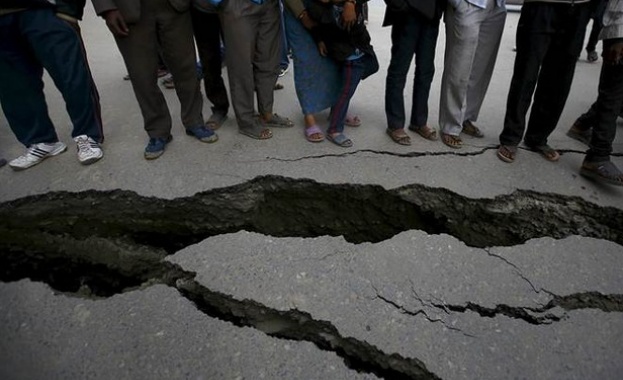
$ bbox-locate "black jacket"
[307,0,373,62]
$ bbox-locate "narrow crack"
[265,147,496,162]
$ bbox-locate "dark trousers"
[385,12,439,130]
[499,2,591,147]
[585,0,606,53]
[115,0,203,139]
[586,42,623,163]
[190,8,229,115]
[329,53,378,134]
[0,8,103,147]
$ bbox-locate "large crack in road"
[2,175,623,379]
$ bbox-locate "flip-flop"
[239,123,273,140]
[206,112,228,130]
[345,114,361,127]
[462,120,484,138]
[497,145,517,163]
[305,125,325,143]
[386,128,411,146]
[326,133,353,147]
[262,113,294,128]
[527,144,560,162]
[408,124,438,141]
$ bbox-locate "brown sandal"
[409,124,438,141]
[462,120,484,138]
[441,133,462,148]
[497,145,517,163]
[527,144,560,162]
[386,128,411,146]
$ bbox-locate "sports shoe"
[186,125,219,143]
[278,66,289,77]
[74,135,103,165]
[9,141,67,170]
[144,135,172,160]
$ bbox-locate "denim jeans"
[385,12,440,130]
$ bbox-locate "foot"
[386,128,411,146]
[462,120,485,138]
[526,144,560,162]
[279,66,289,77]
[305,125,325,143]
[567,121,592,146]
[580,160,623,186]
[344,114,362,127]
[74,135,103,165]
[261,113,294,128]
[326,132,353,147]
[161,74,174,89]
[497,145,517,163]
[408,124,438,141]
[9,141,67,171]
[144,135,172,160]
[205,111,228,130]
[186,125,218,143]
[587,50,599,63]
[441,133,462,149]
[239,121,273,140]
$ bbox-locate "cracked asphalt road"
[1,5,622,380]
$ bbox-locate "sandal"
[580,161,623,186]
[305,125,325,143]
[386,128,411,146]
[261,113,294,128]
[345,114,362,127]
[497,145,517,163]
[566,122,592,146]
[527,144,560,162]
[239,122,273,140]
[326,133,353,147]
[408,124,438,141]
[205,112,228,130]
[441,133,462,149]
[462,120,484,138]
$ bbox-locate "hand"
[318,41,328,57]
[103,10,129,37]
[341,1,356,31]
[299,11,317,30]
[603,41,623,65]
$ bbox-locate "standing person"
[438,0,506,148]
[191,0,230,130]
[497,0,592,163]
[283,0,361,143]
[0,1,104,171]
[383,0,445,146]
[220,0,293,140]
[577,0,623,186]
[307,0,379,147]
[92,0,217,160]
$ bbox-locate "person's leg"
[385,13,418,131]
[0,11,58,147]
[115,0,172,139]
[328,56,367,143]
[524,3,591,148]
[463,2,506,127]
[278,0,289,73]
[21,9,104,143]
[439,1,482,137]
[256,0,285,123]
[158,3,204,132]
[410,14,440,129]
[191,9,229,120]
[585,50,623,163]
[499,3,551,148]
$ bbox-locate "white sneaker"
[9,141,67,170]
[74,135,103,165]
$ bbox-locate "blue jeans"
[385,12,440,130]
[0,8,103,146]
[328,52,378,134]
